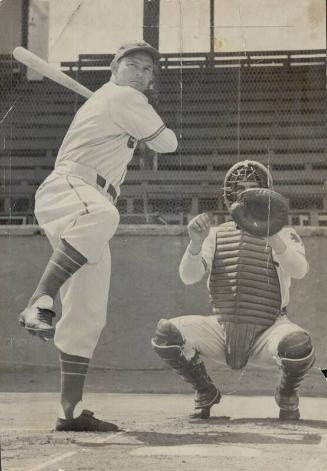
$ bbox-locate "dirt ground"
[1,392,327,471]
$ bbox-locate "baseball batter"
[152,161,315,420]
[19,40,177,432]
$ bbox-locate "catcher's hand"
[187,213,211,249]
[230,188,288,237]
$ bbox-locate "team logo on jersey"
[127,136,137,148]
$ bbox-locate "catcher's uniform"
[35,81,177,358]
[172,223,309,368]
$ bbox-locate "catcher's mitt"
[230,188,288,237]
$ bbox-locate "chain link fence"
[0,49,326,225]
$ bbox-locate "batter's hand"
[187,213,211,254]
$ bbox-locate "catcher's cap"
[112,40,160,64]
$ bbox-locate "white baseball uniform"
[171,226,309,367]
[34,81,177,358]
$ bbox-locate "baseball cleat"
[55,409,120,432]
[191,387,222,419]
[194,383,221,409]
[19,306,55,341]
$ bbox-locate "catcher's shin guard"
[275,332,315,420]
[151,319,220,413]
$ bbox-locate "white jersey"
[55,81,177,196]
[179,226,308,308]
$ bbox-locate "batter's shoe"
[55,409,120,432]
[191,384,222,419]
[19,306,55,341]
[275,389,300,421]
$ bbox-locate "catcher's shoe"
[275,389,300,421]
[55,409,120,432]
[191,384,221,419]
[19,306,55,341]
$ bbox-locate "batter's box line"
[24,430,127,471]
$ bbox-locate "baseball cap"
[112,40,160,63]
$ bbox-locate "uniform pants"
[34,171,120,358]
[169,314,308,368]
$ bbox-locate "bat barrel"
[13,47,93,99]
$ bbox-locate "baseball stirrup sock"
[59,351,90,419]
[29,239,87,306]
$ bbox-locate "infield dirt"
[1,392,327,471]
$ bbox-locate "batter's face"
[111,52,154,92]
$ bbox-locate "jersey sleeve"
[201,228,216,271]
[272,226,309,279]
[179,228,216,285]
[110,87,177,152]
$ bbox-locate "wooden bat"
[13,47,93,99]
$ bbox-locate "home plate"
[130,445,262,457]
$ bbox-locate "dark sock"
[60,351,90,418]
[29,239,87,306]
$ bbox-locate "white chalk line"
[24,431,126,471]
[25,451,77,471]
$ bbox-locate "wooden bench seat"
[2,167,325,186]
[2,122,325,141]
[3,182,325,200]
[120,183,325,198]
[176,137,326,153]
[1,152,325,171]
[158,100,325,113]
[17,85,324,104]
[163,112,324,126]
[158,152,326,165]
[0,155,55,168]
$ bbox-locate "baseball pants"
[169,314,308,367]
[34,171,120,358]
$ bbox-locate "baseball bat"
[13,47,93,99]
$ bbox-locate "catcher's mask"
[223,160,273,211]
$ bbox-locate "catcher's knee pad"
[278,331,312,359]
[151,319,185,366]
[152,319,184,347]
[278,331,315,372]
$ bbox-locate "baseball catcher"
[152,160,315,420]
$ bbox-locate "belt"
[96,174,117,201]
[54,161,118,203]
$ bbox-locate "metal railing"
[60,49,327,72]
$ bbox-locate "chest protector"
[209,221,281,370]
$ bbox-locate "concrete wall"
[213,0,326,52]
[1,228,326,372]
[47,0,326,62]
[0,1,325,59]
[0,0,22,54]
[48,0,144,63]
[27,0,49,79]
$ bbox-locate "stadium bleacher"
[0,49,326,225]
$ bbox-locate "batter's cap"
[112,40,160,64]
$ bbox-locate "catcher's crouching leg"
[275,331,315,420]
[151,319,221,418]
